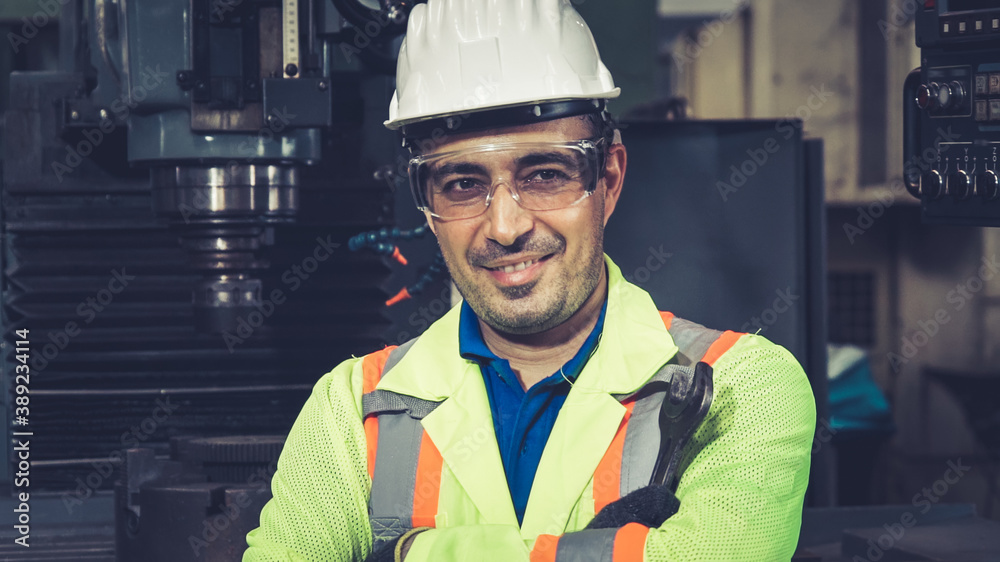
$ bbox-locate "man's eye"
[526,169,568,183]
[443,178,483,192]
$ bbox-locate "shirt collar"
[458,297,608,383]
[458,299,499,361]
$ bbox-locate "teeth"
[499,259,535,273]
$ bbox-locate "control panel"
[905,0,1000,226]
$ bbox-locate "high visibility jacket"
[244,256,816,562]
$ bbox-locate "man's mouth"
[481,254,554,286]
[488,258,540,273]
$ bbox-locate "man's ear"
[601,142,626,226]
[423,210,438,236]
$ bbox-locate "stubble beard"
[442,226,605,336]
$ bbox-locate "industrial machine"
[1,1,835,559]
[1,1,429,559]
[904,0,1000,226]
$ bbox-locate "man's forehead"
[425,116,593,155]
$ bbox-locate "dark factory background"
[0,0,998,561]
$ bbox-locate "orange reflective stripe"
[659,310,674,330]
[593,400,637,513]
[612,523,650,562]
[362,346,395,394]
[362,347,396,480]
[529,534,560,562]
[411,430,443,528]
[364,417,378,480]
[699,330,742,366]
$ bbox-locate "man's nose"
[483,181,533,246]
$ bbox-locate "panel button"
[990,99,1000,120]
[976,99,989,121]
[980,170,1000,200]
[948,170,972,200]
[976,74,989,96]
[959,21,967,34]
[990,73,1000,95]
[923,171,944,200]
[917,83,939,109]
[994,18,1000,31]
[943,21,952,35]
[976,20,984,32]
[948,81,966,108]
[937,82,953,108]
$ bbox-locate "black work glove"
[364,529,426,562]
[364,536,402,562]
[586,484,680,529]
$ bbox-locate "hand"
[585,484,680,529]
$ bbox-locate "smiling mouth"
[484,255,553,273]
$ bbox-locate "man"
[244,1,816,560]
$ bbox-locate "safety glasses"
[408,138,606,221]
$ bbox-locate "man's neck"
[478,270,608,390]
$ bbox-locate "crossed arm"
[244,337,816,562]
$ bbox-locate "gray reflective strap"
[617,389,666,497]
[611,315,726,497]
[362,336,439,420]
[613,316,724,494]
[612,363,697,496]
[363,391,440,419]
[666,317,723,366]
[365,335,443,549]
[554,528,618,561]
[368,412,424,547]
[382,337,418,375]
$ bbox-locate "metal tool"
[650,361,714,489]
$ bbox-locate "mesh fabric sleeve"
[401,335,816,562]
[244,358,373,562]
[642,334,817,561]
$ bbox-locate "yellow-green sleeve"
[644,335,817,561]
[244,358,373,562]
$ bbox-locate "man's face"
[422,117,625,335]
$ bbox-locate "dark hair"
[582,110,617,146]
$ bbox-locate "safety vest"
[361,311,744,553]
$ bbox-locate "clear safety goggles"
[408,138,606,221]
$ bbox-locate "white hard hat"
[384,0,620,136]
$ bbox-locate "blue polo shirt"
[458,298,607,524]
